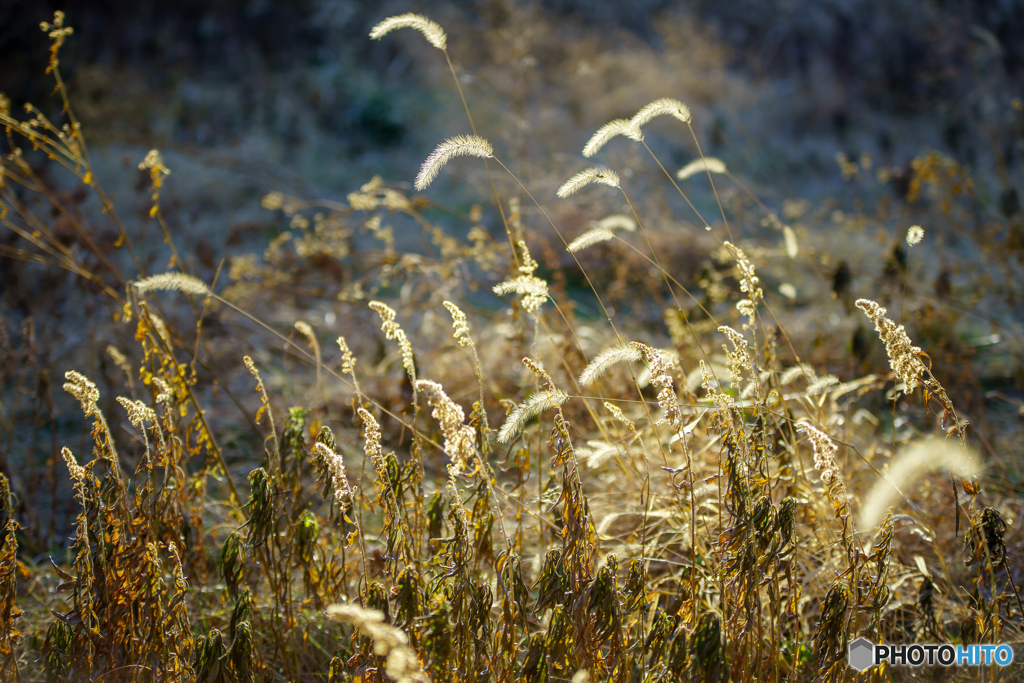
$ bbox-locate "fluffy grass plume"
[369,13,447,51]
[414,135,493,191]
[629,97,691,129]
[582,119,642,157]
[579,344,643,386]
[858,437,981,533]
[567,228,615,253]
[906,224,925,246]
[498,388,570,443]
[557,167,620,198]
[595,214,636,231]
[677,157,727,180]
[133,271,209,295]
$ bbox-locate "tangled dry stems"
[0,9,1018,683]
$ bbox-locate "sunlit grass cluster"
[0,10,1020,683]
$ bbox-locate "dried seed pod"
[776,497,797,550]
[245,468,274,550]
[230,589,254,641]
[365,581,390,623]
[43,618,74,680]
[813,582,850,675]
[230,620,256,683]
[194,628,229,683]
[621,559,648,616]
[644,610,677,665]
[964,507,1008,569]
[691,611,724,683]
[496,550,530,626]
[327,656,348,683]
[220,531,246,599]
[522,632,548,683]
[296,511,319,566]
[535,549,567,614]
[427,490,445,541]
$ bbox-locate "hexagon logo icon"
[848,637,875,672]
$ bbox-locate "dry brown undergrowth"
[0,9,1020,683]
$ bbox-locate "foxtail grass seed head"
[595,214,636,231]
[294,321,319,356]
[855,299,927,393]
[677,157,727,180]
[629,97,691,129]
[582,119,643,157]
[369,13,447,51]
[579,344,642,387]
[780,363,817,386]
[498,389,570,443]
[416,380,476,473]
[443,301,473,347]
[414,135,493,191]
[567,228,616,253]
[579,440,622,469]
[133,272,209,296]
[807,375,840,395]
[557,167,620,198]
[64,370,100,417]
[106,345,131,374]
[906,224,925,246]
[337,336,357,375]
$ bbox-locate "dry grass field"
[1,6,1023,682]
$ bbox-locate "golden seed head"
[116,396,157,427]
[314,442,352,501]
[442,301,473,347]
[64,370,100,417]
[357,408,383,465]
[603,401,634,430]
[337,336,357,376]
[855,299,926,393]
[369,13,447,51]
[801,421,839,483]
[134,272,208,296]
[416,380,475,474]
[369,301,399,339]
[61,446,85,482]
